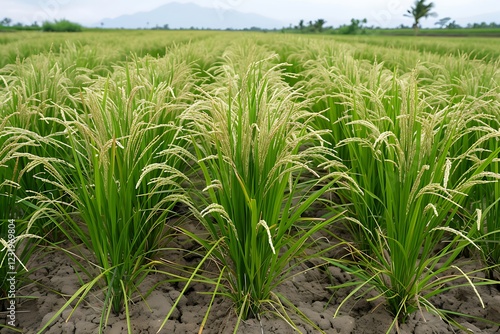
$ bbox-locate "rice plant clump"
[180,48,349,326]
[30,55,196,322]
[306,53,500,330]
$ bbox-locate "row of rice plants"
[0,48,102,243]
[477,136,500,279]
[0,40,212,332]
[178,45,351,328]
[0,35,342,332]
[332,35,500,64]
[465,91,500,281]
[0,30,227,69]
[0,51,77,309]
[0,110,41,312]
[36,53,208,331]
[296,41,500,331]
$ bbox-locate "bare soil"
[1,221,500,334]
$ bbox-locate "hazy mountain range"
[97,2,285,29]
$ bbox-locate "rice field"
[1,30,499,334]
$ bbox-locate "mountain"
[97,2,285,30]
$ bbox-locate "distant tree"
[404,0,438,34]
[42,19,82,32]
[1,17,12,26]
[299,19,304,32]
[353,18,367,33]
[472,21,500,28]
[339,18,368,35]
[446,20,461,29]
[314,19,326,32]
[435,17,451,28]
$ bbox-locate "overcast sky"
[3,0,499,28]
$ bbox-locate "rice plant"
[0,114,40,315]
[0,125,25,311]
[308,57,500,330]
[0,53,83,241]
[469,97,500,280]
[179,49,350,326]
[302,53,396,252]
[32,55,196,329]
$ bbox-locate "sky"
[3,0,499,28]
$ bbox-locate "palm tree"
[299,19,304,33]
[314,19,326,33]
[404,0,437,34]
[1,17,12,26]
[435,17,451,28]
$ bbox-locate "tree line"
[286,0,499,35]
[1,1,499,34]
[0,19,82,32]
